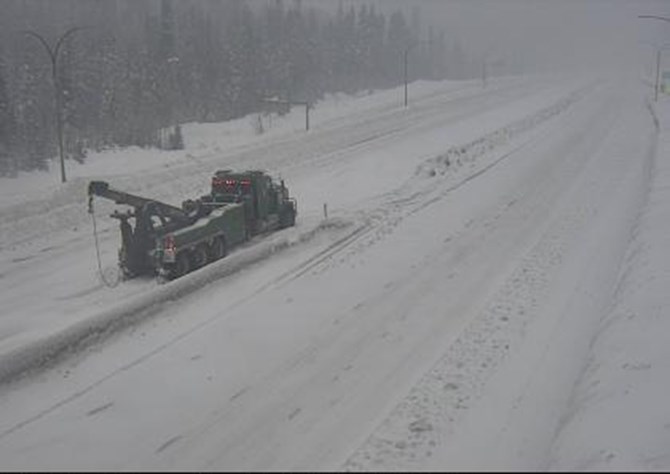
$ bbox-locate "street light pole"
[404,48,409,107]
[638,15,670,22]
[639,40,670,101]
[23,27,83,183]
[656,48,662,101]
[638,15,670,101]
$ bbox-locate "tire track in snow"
[0,79,599,396]
[342,210,582,470]
[295,82,595,280]
[0,218,349,387]
[0,81,603,456]
[142,83,618,471]
[341,92,654,472]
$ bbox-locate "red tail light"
[212,177,237,190]
[164,235,176,255]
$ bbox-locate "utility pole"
[23,27,84,183]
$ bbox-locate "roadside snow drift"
[0,76,667,472]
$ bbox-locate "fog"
[358,0,670,76]
[3,0,670,176]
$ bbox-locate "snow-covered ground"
[547,95,670,471]
[0,74,667,471]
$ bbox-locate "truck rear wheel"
[210,236,227,260]
[170,251,191,279]
[193,243,210,269]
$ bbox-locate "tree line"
[0,0,465,176]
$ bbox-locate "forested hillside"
[0,0,452,175]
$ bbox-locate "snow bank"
[548,98,670,470]
[0,76,590,385]
[0,218,352,386]
[0,79,472,213]
[0,78,481,253]
[342,84,657,472]
[415,81,596,178]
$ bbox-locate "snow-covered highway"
[0,75,664,470]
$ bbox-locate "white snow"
[0,74,667,471]
[547,95,670,472]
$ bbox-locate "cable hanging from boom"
[88,195,121,288]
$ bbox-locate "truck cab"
[208,170,296,235]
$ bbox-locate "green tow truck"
[88,170,297,280]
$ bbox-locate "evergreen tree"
[386,10,412,87]
[0,57,14,176]
[0,0,457,174]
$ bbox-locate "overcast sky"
[422,0,670,74]
[304,0,670,76]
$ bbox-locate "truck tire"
[209,236,227,261]
[170,251,191,279]
[193,243,210,269]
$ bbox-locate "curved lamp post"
[638,15,670,22]
[23,27,84,183]
[638,15,670,101]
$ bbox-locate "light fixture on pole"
[638,15,670,101]
[23,27,85,183]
